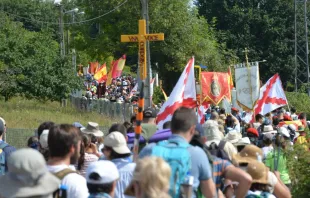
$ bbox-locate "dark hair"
[37,121,55,139]
[104,146,131,160]
[48,124,81,158]
[265,113,271,117]
[130,116,136,124]
[78,134,90,170]
[225,115,234,128]
[163,121,171,129]
[291,107,296,113]
[250,183,270,192]
[263,137,272,146]
[87,172,114,194]
[299,112,306,120]
[255,114,263,122]
[171,107,197,134]
[127,126,134,134]
[123,121,132,130]
[219,108,226,115]
[273,117,280,126]
[109,124,127,137]
[27,136,39,148]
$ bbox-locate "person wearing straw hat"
[225,130,242,144]
[232,145,292,198]
[0,148,60,198]
[245,161,276,198]
[81,122,104,137]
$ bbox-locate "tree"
[196,0,295,85]
[0,13,81,101]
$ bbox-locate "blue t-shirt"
[139,135,212,198]
[0,140,16,172]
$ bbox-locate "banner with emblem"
[235,62,260,110]
[201,72,231,105]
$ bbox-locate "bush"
[286,92,310,119]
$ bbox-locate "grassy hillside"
[0,97,119,129]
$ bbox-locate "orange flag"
[111,55,126,78]
[201,72,231,105]
[94,63,107,83]
[228,66,234,89]
[88,62,99,75]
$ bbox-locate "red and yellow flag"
[201,72,231,105]
[94,63,107,83]
[228,66,234,89]
[111,55,126,78]
[88,62,99,75]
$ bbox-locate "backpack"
[207,141,230,161]
[245,191,273,198]
[0,142,8,176]
[53,168,77,198]
[151,140,191,198]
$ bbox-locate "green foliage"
[0,13,82,101]
[153,86,165,105]
[286,92,310,119]
[196,0,295,85]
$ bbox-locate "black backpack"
[207,141,230,161]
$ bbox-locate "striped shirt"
[79,153,99,177]
[212,157,232,189]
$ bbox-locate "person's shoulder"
[63,172,87,185]
[139,143,156,158]
[188,145,208,160]
[3,144,16,155]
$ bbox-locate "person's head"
[210,112,219,120]
[231,107,239,116]
[143,108,157,124]
[48,124,82,165]
[125,157,171,198]
[163,121,171,129]
[103,132,131,160]
[0,117,6,139]
[255,114,264,123]
[247,128,259,145]
[86,161,119,197]
[263,133,274,146]
[123,121,132,130]
[27,136,40,150]
[272,116,280,126]
[219,108,226,115]
[109,123,127,139]
[246,161,270,192]
[299,112,306,120]
[232,144,263,168]
[0,149,60,198]
[37,121,55,139]
[130,116,136,126]
[203,120,222,142]
[291,107,296,114]
[225,115,235,128]
[170,107,197,142]
[265,113,272,121]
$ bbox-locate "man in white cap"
[0,116,16,175]
[86,161,120,198]
[103,131,135,198]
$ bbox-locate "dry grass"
[0,97,120,129]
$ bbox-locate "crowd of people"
[82,74,137,103]
[0,105,308,198]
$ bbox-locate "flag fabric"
[197,105,207,124]
[228,66,234,89]
[157,57,197,129]
[88,62,99,75]
[150,78,155,97]
[253,73,288,116]
[94,63,107,83]
[235,62,260,110]
[201,72,231,105]
[111,55,126,78]
[161,87,168,101]
[129,83,138,98]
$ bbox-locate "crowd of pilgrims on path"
[0,105,308,198]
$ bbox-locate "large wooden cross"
[121,20,164,80]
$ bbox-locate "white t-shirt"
[262,146,274,160]
[47,164,89,198]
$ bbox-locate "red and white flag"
[157,57,197,129]
[253,73,288,116]
[129,83,138,98]
[197,105,206,124]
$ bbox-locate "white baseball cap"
[279,127,290,138]
[104,132,130,154]
[86,161,119,184]
[39,130,49,149]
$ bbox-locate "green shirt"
[265,148,291,184]
[141,123,157,140]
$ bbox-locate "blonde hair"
[134,157,171,198]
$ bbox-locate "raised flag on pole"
[235,62,260,110]
[197,105,207,124]
[111,55,126,78]
[156,57,196,129]
[201,72,231,105]
[228,66,234,89]
[253,73,288,116]
[94,63,107,83]
[88,62,99,75]
[161,87,168,101]
[150,78,155,96]
[129,83,138,98]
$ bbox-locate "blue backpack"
[151,140,191,198]
[0,142,8,175]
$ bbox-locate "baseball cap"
[0,117,6,132]
[86,161,119,185]
[104,132,131,154]
[143,108,157,118]
[279,127,290,138]
[39,130,49,149]
[247,128,259,137]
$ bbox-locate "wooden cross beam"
[121,20,164,80]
